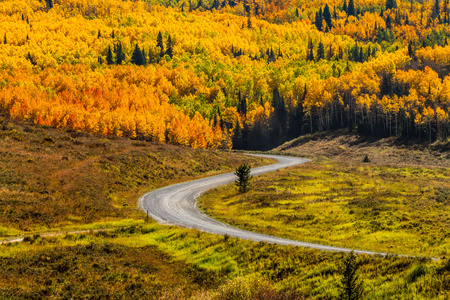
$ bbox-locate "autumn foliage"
[0,0,449,149]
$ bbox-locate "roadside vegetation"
[1,224,449,299]
[200,133,450,257]
[0,115,268,236]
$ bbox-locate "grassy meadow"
[200,162,450,257]
[1,223,449,299]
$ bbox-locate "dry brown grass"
[274,130,450,168]
[0,116,266,234]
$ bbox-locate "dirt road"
[139,154,390,255]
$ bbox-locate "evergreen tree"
[343,0,347,13]
[347,0,355,16]
[3,34,6,44]
[295,7,299,18]
[157,31,164,56]
[271,86,287,144]
[114,42,125,65]
[323,4,332,28]
[385,15,392,29]
[166,34,173,58]
[408,42,415,58]
[232,118,243,149]
[106,46,114,65]
[386,0,397,10]
[433,0,440,19]
[45,0,53,9]
[234,163,252,193]
[338,252,364,300]
[315,10,323,31]
[317,41,325,60]
[131,44,144,65]
[380,72,394,96]
[111,30,115,38]
[141,48,147,65]
[352,43,359,61]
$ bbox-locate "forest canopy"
[0,0,449,149]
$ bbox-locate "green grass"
[1,224,449,299]
[199,162,450,257]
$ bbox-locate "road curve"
[139,154,389,256]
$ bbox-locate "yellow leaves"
[367,49,411,73]
[0,66,226,149]
[422,106,435,123]
[415,45,450,66]
[436,106,449,122]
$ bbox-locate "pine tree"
[347,0,355,16]
[408,42,414,58]
[232,118,243,149]
[432,0,440,19]
[343,0,347,13]
[315,11,323,31]
[338,252,364,300]
[386,0,397,10]
[317,41,325,60]
[3,34,6,44]
[106,46,114,65]
[323,4,332,28]
[114,42,125,65]
[157,31,164,56]
[45,0,53,9]
[97,30,101,38]
[131,44,144,65]
[141,48,147,65]
[165,34,173,58]
[380,72,394,96]
[111,30,115,39]
[234,163,252,193]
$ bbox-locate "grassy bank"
[0,224,448,299]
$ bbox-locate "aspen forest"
[0,0,449,149]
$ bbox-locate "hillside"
[0,0,448,150]
[274,129,450,167]
[0,115,267,235]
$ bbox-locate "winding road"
[139,154,390,256]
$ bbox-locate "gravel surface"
[139,154,390,255]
